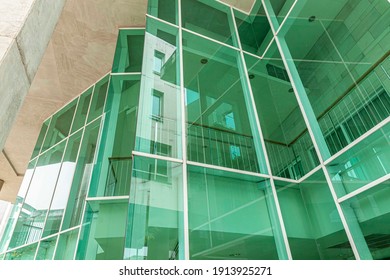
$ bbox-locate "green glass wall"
[1,0,389,260]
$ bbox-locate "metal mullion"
[178,0,190,260]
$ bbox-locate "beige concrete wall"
[0,0,66,151]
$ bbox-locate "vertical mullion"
[178,0,190,260]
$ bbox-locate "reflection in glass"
[42,131,83,238]
[0,159,37,252]
[183,31,262,173]
[31,119,50,159]
[8,141,66,249]
[188,165,279,260]
[245,44,319,179]
[181,0,236,46]
[42,100,77,152]
[124,156,183,260]
[280,0,390,155]
[135,18,182,159]
[327,122,390,197]
[71,88,93,133]
[112,29,145,73]
[234,4,272,56]
[342,180,390,260]
[35,236,57,260]
[87,75,109,123]
[54,228,79,260]
[76,199,128,260]
[61,119,101,230]
[148,0,177,25]
[275,170,355,260]
[4,242,38,260]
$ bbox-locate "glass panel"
[8,142,66,249]
[61,119,101,230]
[54,228,79,260]
[148,0,178,25]
[87,75,109,123]
[31,119,50,159]
[42,100,77,152]
[181,0,237,46]
[245,43,319,179]
[183,31,262,173]
[112,29,145,73]
[124,156,183,260]
[327,122,390,198]
[280,0,390,155]
[341,180,390,260]
[275,170,355,260]
[76,199,128,260]
[35,236,57,260]
[88,75,141,197]
[269,0,295,25]
[4,243,38,260]
[71,88,93,133]
[135,18,182,159]
[234,4,272,56]
[0,159,36,252]
[188,165,279,260]
[42,131,83,238]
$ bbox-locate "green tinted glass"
[341,180,390,260]
[124,156,183,260]
[76,199,128,260]
[8,141,66,249]
[87,75,109,123]
[71,88,93,133]
[112,29,145,73]
[183,31,263,173]
[42,130,83,238]
[42,100,77,152]
[182,0,237,46]
[61,119,101,230]
[148,0,178,25]
[327,122,390,197]
[4,243,38,260]
[188,165,279,259]
[234,4,272,55]
[31,119,50,159]
[245,44,319,179]
[35,236,57,260]
[54,228,79,260]
[276,170,355,260]
[135,18,182,159]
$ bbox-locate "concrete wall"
[0,0,66,151]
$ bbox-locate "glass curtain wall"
[1,0,389,260]
[0,74,109,259]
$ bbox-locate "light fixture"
[248,74,255,79]
[308,16,316,22]
[200,58,208,64]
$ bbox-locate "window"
[224,111,236,130]
[153,50,165,75]
[151,90,163,121]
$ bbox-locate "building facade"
[0,0,389,260]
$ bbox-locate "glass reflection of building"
[1,0,389,260]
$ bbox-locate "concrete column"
[0,0,66,151]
